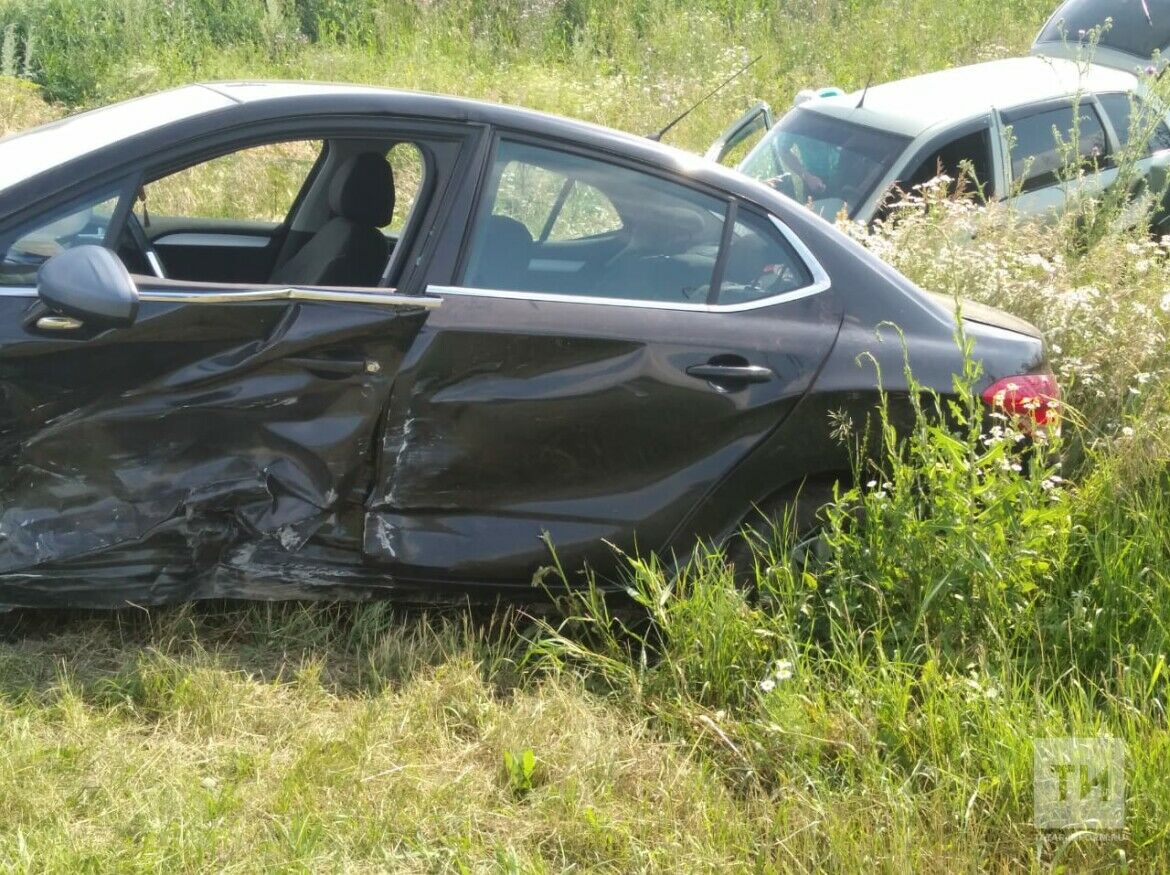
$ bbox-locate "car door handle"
[686,362,774,384]
[286,356,374,378]
[36,315,85,331]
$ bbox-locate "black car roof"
[199,81,727,181]
[0,80,811,250]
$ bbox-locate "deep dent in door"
[0,299,428,607]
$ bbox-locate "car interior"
[1,133,814,305]
[464,151,811,305]
[469,202,723,303]
[111,137,426,289]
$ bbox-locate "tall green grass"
[0,0,1056,149]
[2,0,1170,868]
[531,331,1170,866]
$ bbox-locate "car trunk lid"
[927,291,1043,339]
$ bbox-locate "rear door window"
[1097,92,1170,157]
[544,180,624,241]
[463,140,727,305]
[1005,103,1110,192]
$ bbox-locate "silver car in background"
[712,0,1170,227]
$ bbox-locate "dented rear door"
[362,135,843,586]
[364,285,841,588]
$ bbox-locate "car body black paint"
[0,83,1050,607]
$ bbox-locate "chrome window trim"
[437,213,830,313]
[0,285,440,308]
[138,287,441,308]
[768,213,832,297]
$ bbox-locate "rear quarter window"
[716,209,815,306]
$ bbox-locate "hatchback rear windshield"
[738,107,910,219]
[1037,0,1170,61]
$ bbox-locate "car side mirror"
[37,245,138,328]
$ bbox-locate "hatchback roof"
[801,56,1136,138]
[1033,0,1170,72]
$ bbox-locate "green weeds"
[530,331,1170,866]
[3,0,1170,869]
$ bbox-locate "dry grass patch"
[0,607,768,872]
[0,76,56,136]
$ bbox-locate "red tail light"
[981,373,1060,426]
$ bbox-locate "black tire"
[725,481,839,590]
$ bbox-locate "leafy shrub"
[809,336,1069,657]
[0,0,301,103]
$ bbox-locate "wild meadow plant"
[1,1,1169,865]
[530,134,1170,861]
[530,320,1168,862]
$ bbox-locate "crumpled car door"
[363,284,843,587]
[0,282,433,606]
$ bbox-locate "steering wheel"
[123,212,167,279]
[766,172,799,200]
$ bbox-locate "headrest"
[626,204,705,254]
[465,215,535,289]
[329,153,395,226]
[483,214,534,247]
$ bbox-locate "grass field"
[2,0,1170,870]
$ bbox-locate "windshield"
[738,107,911,219]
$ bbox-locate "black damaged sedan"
[0,83,1056,608]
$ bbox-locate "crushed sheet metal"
[0,298,428,607]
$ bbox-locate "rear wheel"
[725,481,839,590]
